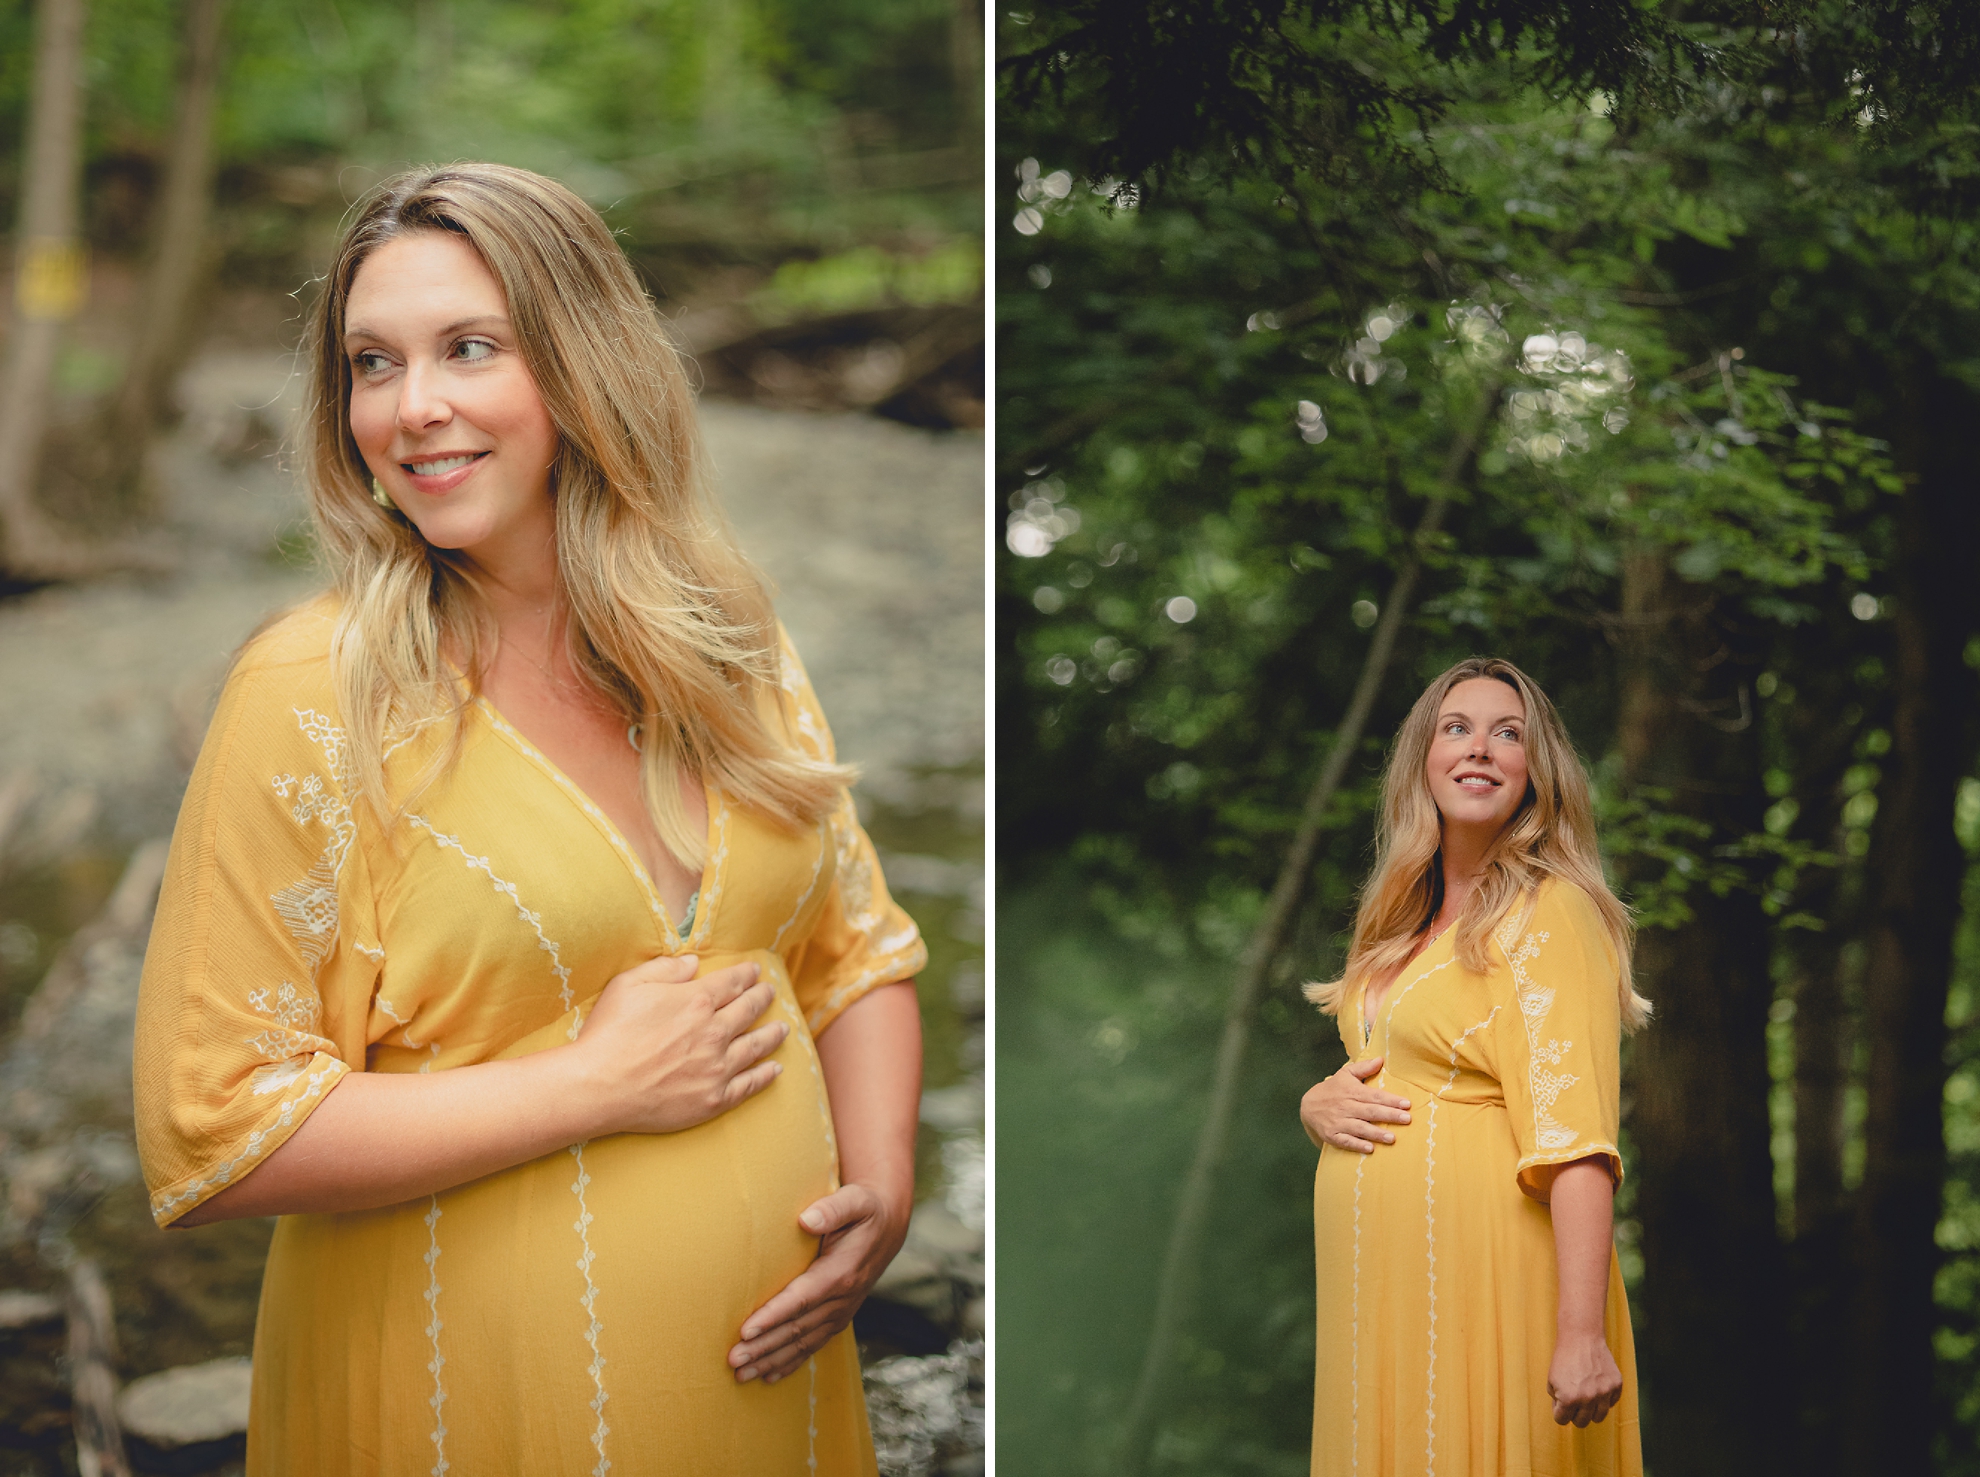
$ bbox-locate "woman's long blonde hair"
[1305,657,1650,1032]
[302,162,850,866]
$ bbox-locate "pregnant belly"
[257,952,839,1418]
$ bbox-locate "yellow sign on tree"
[17,235,85,320]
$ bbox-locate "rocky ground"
[0,354,984,1476]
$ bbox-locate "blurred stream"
[0,352,982,1475]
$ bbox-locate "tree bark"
[1782,772,1857,1475]
[103,0,226,501]
[951,0,982,151]
[1615,551,1788,1475]
[0,0,90,575]
[1841,366,1979,1472]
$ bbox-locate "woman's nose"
[396,361,453,432]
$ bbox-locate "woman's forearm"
[174,1045,608,1225]
[1549,1157,1616,1338]
[814,982,923,1217]
[173,954,784,1226]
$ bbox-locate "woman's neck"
[460,520,570,671]
[1434,821,1496,929]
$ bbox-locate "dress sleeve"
[769,627,927,1036]
[134,654,380,1227]
[1490,881,1625,1202]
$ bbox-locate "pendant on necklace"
[1362,1016,1372,1047]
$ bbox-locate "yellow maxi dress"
[134,597,927,1476]
[1311,880,1642,1477]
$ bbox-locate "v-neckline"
[1360,927,1452,1044]
[473,693,718,947]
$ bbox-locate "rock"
[0,1288,61,1328]
[918,1081,983,1134]
[864,1339,983,1477]
[907,1199,982,1261]
[116,1357,251,1447]
[874,1245,953,1323]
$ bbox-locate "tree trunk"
[1615,550,1788,1474]
[0,0,90,575]
[103,0,226,502]
[1841,366,1979,1471]
[1782,777,1857,1475]
[951,0,982,151]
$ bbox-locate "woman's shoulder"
[232,591,339,680]
[1505,877,1620,972]
[210,593,346,753]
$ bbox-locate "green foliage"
[1000,7,1980,1469]
[0,0,980,283]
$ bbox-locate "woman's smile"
[401,449,492,495]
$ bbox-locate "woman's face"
[1424,676,1531,835]
[343,231,559,564]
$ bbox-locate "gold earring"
[371,476,394,509]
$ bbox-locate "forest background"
[998,3,1980,1474]
[0,0,983,578]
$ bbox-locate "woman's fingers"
[710,977,774,1037]
[1348,1096,1412,1125]
[729,1185,892,1384]
[725,1018,790,1072]
[720,1057,783,1110]
[1338,1057,1411,1113]
[1333,1119,1389,1151]
[701,961,763,1013]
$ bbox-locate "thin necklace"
[498,634,640,752]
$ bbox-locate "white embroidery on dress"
[806,1355,820,1473]
[1498,910,1580,1152]
[569,1143,611,1474]
[424,1196,449,1475]
[474,701,678,938]
[1350,1152,1366,1477]
[374,996,442,1071]
[407,815,576,1035]
[801,798,928,1030]
[355,941,385,963]
[1422,1005,1500,1472]
[150,1058,346,1224]
[1424,1099,1439,1477]
[249,712,358,1084]
[688,806,729,951]
[770,821,830,955]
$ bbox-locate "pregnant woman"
[1300,657,1647,1476]
[134,163,926,1474]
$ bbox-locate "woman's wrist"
[849,1163,916,1226]
[541,1040,622,1143]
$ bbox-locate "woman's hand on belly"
[728,983,922,1386]
[727,1179,910,1385]
[1300,1055,1412,1153]
[573,952,789,1135]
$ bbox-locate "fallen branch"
[66,1256,131,1477]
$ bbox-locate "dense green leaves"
[1000,7,1980,1471]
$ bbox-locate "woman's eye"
[453,339,496,363]
[353,350,391,376]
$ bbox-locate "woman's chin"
[402,506,502,554]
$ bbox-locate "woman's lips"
[401,451,490,496]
